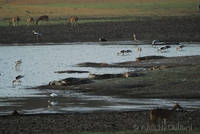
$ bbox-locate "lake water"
[0,41,200,114]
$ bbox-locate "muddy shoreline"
[1,16,200,133]
[1,56,200,134]
[35,55,200,99]
[1,16,200,44]
[0,110,199,134]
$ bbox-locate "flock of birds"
[114,33,185,56]
[116,40,184,56]
[12,59,58,109]
[10,36,185,114]
[12,59,24,87]
[152,40,184,51]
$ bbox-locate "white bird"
[32,30,41,36]
[15,59,22,71]
[15,59,22,65]
[32,30,42,41]
[152,40,159,46]
[133,32,137,41]
[48,100,58,107]
[49,93,58,97]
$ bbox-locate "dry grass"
[0,0,199,26]
[0,0,198,21]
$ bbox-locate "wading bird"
[176,45,184,50]
[15,59,22,71]
[32,30,42,41]
[12,75,24,86]
[50,93,58,97]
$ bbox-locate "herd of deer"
[9,15,78,26]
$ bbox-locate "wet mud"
[0,16,200,44]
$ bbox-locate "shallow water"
[0,41,200,114]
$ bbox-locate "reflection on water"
[0,41,200,114]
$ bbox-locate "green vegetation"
[18,1,195,10]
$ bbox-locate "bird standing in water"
[12,75,24,87]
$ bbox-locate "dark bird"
[158,45,171,51]
[99,37,107,42]
[16,75,24,80]
[12,75,24,86]
[176,45,184,50]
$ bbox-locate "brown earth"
[0,110,199,134]
[0,16,200,44]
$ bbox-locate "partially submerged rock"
[148,65,170,70]
[49,77,93,86]
[77,62,109,67]
[54,70,89,74]
[89,72,144,79]
[89,73,122,79]
[136,56,166,62]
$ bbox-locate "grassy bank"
[0,0,199,26]
[0,15,200,44]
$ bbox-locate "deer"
[9,16,20,27]
[148,103,183,129]
[69,16,78,25]
[36,15,49,25]
[26,16,34,25]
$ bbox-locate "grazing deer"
[36,15,49,25]
[26,16,34,25]
[148,103,183,128]
[9,16,20,27]
[69,16,78,25]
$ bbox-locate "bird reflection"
[48,100,58,108]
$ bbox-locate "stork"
[32,30,42,41]
[99,37,107,42]
[15,59,22,71]
[50,93,58,97]
[133,32,137,41]
[152,40,159,47]
[12,75,24,86]
[176,45,184,50]
[15,59,22,65]
[158,45,171,51]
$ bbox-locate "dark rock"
[136,56,166,62]
[54,70,89,74]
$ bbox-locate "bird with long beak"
[12,75,24,86]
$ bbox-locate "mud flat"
[36,55,200,99]
[1,55,200,133]
[0,16,200,44]
[0,110,199,134]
